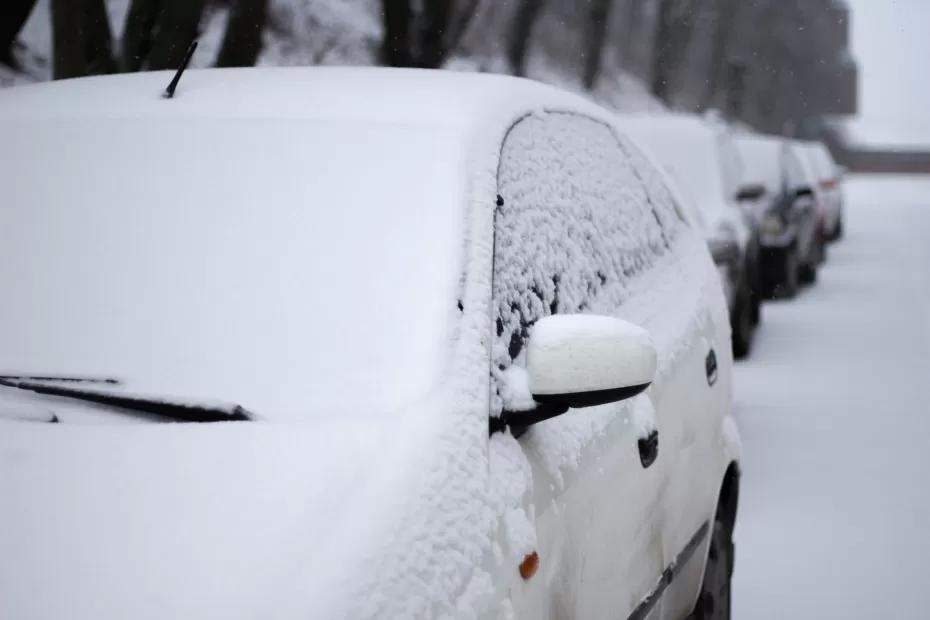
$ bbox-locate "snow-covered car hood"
[0,412,439,619]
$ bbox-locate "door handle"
[638,429,659,468]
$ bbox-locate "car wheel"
[749,291,761,327]
[778,249,800,299]
[799,258,817,285]
[689,519,734,620]
[814,235,827,265]
[731,286,753,360]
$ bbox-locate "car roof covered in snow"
[735,133,787,196]
[0,66,601,129]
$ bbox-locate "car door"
[492,111,684,618]
[618,135,735,619]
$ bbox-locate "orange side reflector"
[519,551,539,580]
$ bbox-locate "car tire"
[778,249,800,299]
[832,217,844,241]
[799,258,817,285]
[749,291,761,327]
[814,235,827,265]
[688,519,734,620]
[731,285,753,360]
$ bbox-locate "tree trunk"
[216,0,268,67]
[381,0,413,66]
[506,0,545,77]
[83,0,116,75]
[52,0,116,79]
[51,0,85,78]
[446,0,480,57]
[621,0,644,64]
[650,0,692,104]
[582,0,612,91]
[144,0,205,70]
[121,0,162,71]
[418,0,454,68]
[0,0,37,66]
[701,0,741,110]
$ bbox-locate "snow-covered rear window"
[0,118,468,420]
[491,112,681,404]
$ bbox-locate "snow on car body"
[0,67,740,619]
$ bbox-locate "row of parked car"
[617,113,845,359]
[0,68,845,620]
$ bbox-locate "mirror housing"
[736,184,766,202]
[493,315,657,434]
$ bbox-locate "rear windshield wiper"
[0,377,252,423]
[0,374,120,385]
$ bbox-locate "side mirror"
[792,186,814,200]
[493,315,656,433]
[736,184,766,202]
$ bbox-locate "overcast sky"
[846,0,930,146]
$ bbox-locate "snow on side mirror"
[492,315,656,435]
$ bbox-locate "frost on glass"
[491,112,682,412]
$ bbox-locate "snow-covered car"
[736,134,822,297]
[615,113,761,359]
[0,68,741,620]
[800,140,845,241]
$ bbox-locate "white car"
[800,141,845,241]
[0,68,741,620]
[614,113,761,359]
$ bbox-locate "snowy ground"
[733,174,930,618]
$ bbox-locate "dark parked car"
[736,134,821,298]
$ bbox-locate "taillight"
[820,178,838,190]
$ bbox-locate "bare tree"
[506,0,545,76]
[121,0,205,71]
[0,0,37,67]
[701,0,741,110]
[582,0,613,91]
[650,0,695,104]
[51,0,115,79]
[380,0,478,68]
[380,0,413,66]
[620,0,645,66]
[216,0,268,67]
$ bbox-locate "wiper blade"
[0,375,120,385]
[0,378,252,423]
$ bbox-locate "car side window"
[491,112,681,411]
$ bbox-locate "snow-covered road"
[733,175,930,618]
